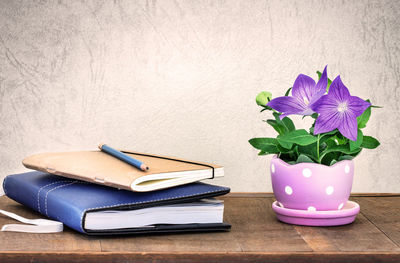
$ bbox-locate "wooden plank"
[99,232,241,252]
[225,197,311,252]
[1,252,400,263]
[294,213,400,252]
[99,197,311,252]
[0,194,399,263]
[96,195,242,252]
[293,197,400,252]
[0,197,101,252]
[353,197,400,246]
[350,193,400,197]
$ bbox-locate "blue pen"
[98,144,149,171]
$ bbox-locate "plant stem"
[317,134,321,163]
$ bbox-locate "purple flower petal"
[311,95,338,113]
[269,67,331,118]
[313,110,342,135]
[267,96,307,114]
[299,107,315,116]
[292,74,317,104]
[309,66,328,105]
[315,65,328,93]
[347,96,371,117]
[311,73,369,141]
[328,76,350,101]
[338,112,358,141]
[279,113,291,119]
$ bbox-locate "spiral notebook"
[22,150,224,192]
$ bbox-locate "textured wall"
[0,0,399,193]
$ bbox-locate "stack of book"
[2,147,230,235]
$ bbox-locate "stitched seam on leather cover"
[45,181,77,216]
[79,186,230,232]
[37,180,73,213]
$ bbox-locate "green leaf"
[260,106,274,112]
[277,138,293,149]
[316,70,333,90]
[357,100,371,129]
[256,91,272,106]
[284,87,292,96]
[325,135,347,146]
[320,145,361,161]
[311,127,337,138]
[296,154,315,164]
[330,159,337,166]
[361,136,380,149]
[349,129,363,151]
[277,129,318,149]
[273,112,289,133]
[272,112,296,133]
[282,117,295,131]
[266,120,286,135]
[320,129,340,139]
[272,112,284,124]
[278,153,296,164]
[277,144,292,153]
[328,80,333,90]
[249,138,279,154]
[321,152,340,166]
[298,142,318,162]
[338,155,354,161]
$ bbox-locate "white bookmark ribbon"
[0,209,63,233]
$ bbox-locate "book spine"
[3,174,85,233]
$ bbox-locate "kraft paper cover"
[22,151,221,191]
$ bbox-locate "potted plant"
[249,66,380,226]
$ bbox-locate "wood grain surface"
[0,194,399,262]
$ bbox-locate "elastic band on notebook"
[121,151,215,179]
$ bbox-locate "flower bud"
[256,91,272,106]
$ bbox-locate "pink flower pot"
[270,155,354,211]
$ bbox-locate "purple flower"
[267,66,328,118]
[311,76,371,141]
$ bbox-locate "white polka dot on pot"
[326,186,334,195]
[307,206,316,212]
[345,165,350,174]
[285,186,293,195]
[271,164,275,173]
[302,168,312,178]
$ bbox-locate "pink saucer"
[272,201,360,226]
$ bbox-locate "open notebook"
[22,150,224,192]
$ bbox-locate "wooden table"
[0,194,399,262]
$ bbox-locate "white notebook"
[84,199,224,230]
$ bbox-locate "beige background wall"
[0,0,399,193]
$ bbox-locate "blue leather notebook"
[3,171,231,235]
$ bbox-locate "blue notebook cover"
[3,171,231,235]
